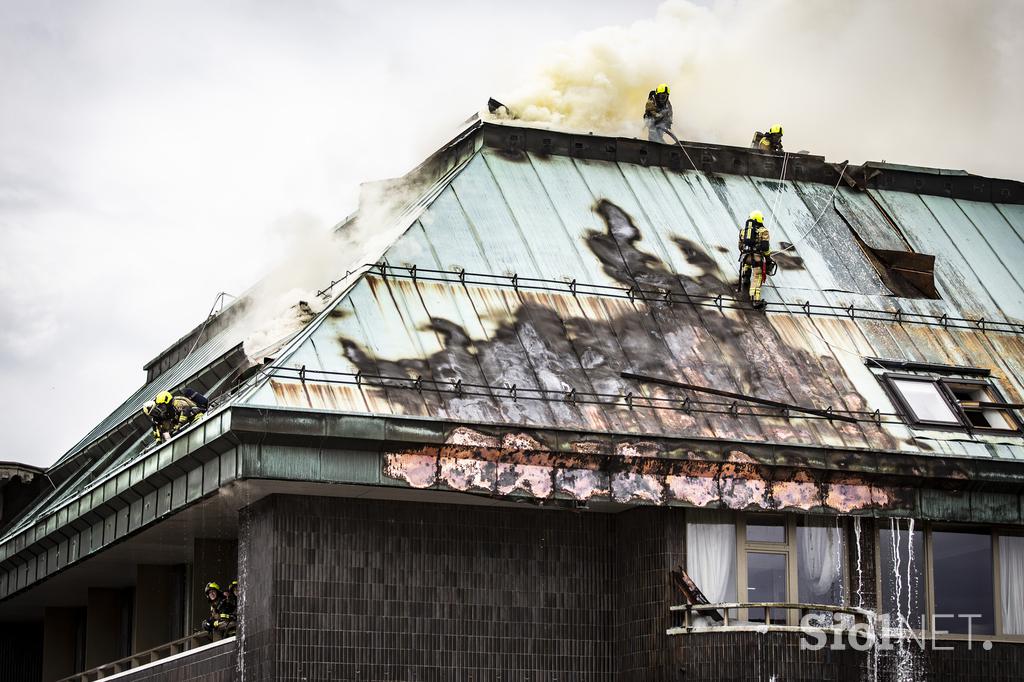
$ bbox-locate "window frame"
[993,529,1024,640]
[880,372,1022,434]
[873,521,1024,642]
[927,523,997,637]
[738,514,797,625]
[938,377,1023,434]
[735,514,850,625]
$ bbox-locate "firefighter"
[738,210,774,309]
[218,580,239,631]
[142,400,176,443]
[201,581,226,634]
[155,390,205,431]
[643,83,674,143]
[751,125,784,153]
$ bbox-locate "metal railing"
[57,631,234,682]
[367,263,1024,336]
[667,601,874,636]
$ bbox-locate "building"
[2,119,1024,681]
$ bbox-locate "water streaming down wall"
[876,517,925,682]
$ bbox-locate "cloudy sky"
[0,0,664,467]
[1,0,1021,468]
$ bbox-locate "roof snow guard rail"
[371,263,1024,337]
[480,122,1024,204]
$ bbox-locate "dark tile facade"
[922,640,1024,680]
[614,508,684,680]
[0,622,42,682]
[239,496,686,681]
[679,630,867,681]
[107,639,236,682]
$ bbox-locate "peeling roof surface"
[7,121,1024,543]
[238,129,1024,462]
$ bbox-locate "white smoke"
[235,173,436,360]
[494,0,1023,179]
[235,0,1023,362]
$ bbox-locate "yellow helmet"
[749,210,764,223]
[142,400,156,416]
[656,83,670,95]
[205,581,220,592]
[769,124,783,135]
[155,391,173,405]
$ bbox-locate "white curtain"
[686,510,737,606]
[797,519,843,605]
[1001,536,1024,635]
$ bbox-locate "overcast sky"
[0,0,666,467]
[1,1,1021,468]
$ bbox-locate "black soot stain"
[336,199,895,451]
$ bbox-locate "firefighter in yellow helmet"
[143,399,175,443]
[144,389,206,442]
[643,83,674,143]
[201,581,235,636]
[751,124,784,153]
[738,210,775,309]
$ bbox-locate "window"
[747,552,788,623]
[874,524,1024,639]
[932,530,994,635]
[685,509,737,624]
[797,517,846,607]
[888,377,960,425]
[880,372,1021,433]
[1000,535,1024,635]
[738,515,847,625]
[943,381,1017,430]
[879,521,926,630]
[746,516,786,543]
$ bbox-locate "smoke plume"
[236,174,436,360]
[238,0,1022,363]
[493,0,1023,179]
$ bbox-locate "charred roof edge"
[479,121,1024,204]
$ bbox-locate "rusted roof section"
[239,127,1024,461]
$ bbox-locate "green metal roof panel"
[239,135,1024,462]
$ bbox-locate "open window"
[872,360,1023,434]
[941,379,1019,431]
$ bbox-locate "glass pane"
[746,516,786,543]
[797,517,845,607]
[686,510,737,624]
[1001,535,1024,635]
[891,379,959,423]
[933,530,994,635]
[948,383,1015,430]
[879,520,925,631]
[747,552,787,623]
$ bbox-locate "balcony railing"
[667,602,875,636]
[57,631,234,681]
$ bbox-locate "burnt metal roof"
[235,121,1024,463]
